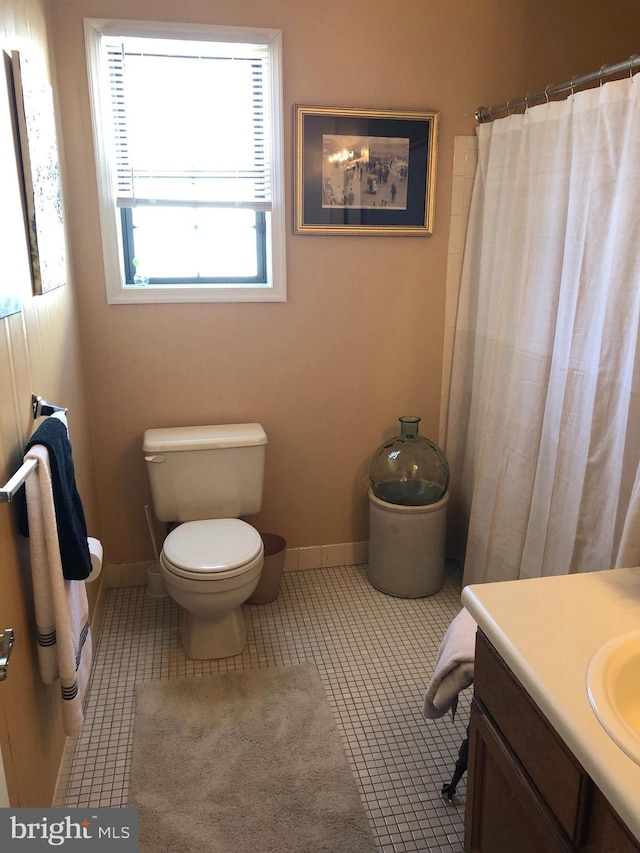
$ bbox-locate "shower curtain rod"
[475,53,640,122]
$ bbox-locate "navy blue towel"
[19,417,92,581]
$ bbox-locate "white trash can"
[367,488,448,598]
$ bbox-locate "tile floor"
[61,563,471,852]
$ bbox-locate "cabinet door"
[579,787,639,853]
[474,630,584,838]
[466,698,574,853]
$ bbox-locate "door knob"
[0,629,14,682]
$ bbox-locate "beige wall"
[0,0,100,806]
[0,0,638,808]
[48,0,640,566]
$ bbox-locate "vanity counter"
[461,567,640,842]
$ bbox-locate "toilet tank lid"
[143,423,267,453]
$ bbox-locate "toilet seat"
[161,518,263,580]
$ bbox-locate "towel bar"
[0,394,68,503]
[0,458,38,503]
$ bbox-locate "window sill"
[107,282,286,305]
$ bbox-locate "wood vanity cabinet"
[465,631,639,853]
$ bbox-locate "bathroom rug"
[128,663,376,852]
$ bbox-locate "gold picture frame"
[294,105,438,236]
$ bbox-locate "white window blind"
[104,37,272,211]
[84,18,286,304]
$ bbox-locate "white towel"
[422,607,476,720]
[24,443,92,736]
[50,410,68,429]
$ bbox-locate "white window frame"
[83,18,287,304]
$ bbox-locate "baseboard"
[87,572,108,640]
[105,561,154,587]
[104,543,370,588]
[284,541,369,572]
[52,737,74,806]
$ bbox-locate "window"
[84,19,286,303]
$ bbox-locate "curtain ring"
[524,93,530,113]
[630,55,639,78]
[599,65,606,87]
[544,84,552,105]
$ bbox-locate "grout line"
[64,563,469,852]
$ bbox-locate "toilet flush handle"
[145,455,166,463]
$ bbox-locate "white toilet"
[143,423,267,659]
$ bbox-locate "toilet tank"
[143,424,268,522]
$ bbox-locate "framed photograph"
[0,53,22,319]
[294,105,438,236]
[12,50,66,294]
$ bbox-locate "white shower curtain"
[447,74,640,586]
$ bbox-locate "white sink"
[587,630,640,766]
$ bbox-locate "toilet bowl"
[160,518,264,659]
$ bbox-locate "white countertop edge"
[462,586,640,843]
